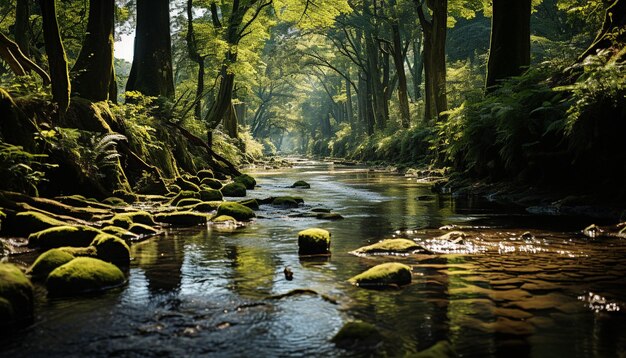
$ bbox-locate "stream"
[2,159,626,357]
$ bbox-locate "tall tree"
[72,0,115,102]
[38,0,71,114]
[389,0,411,128]
[126,0,175,99]
[186,0,207,120]
[485,0,531,90]
[14,0,30,57]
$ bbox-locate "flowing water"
[3,159,626,357]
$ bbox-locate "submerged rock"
[291,180,311,189]
[298,228,331,255]
[331,321,383,349]
[46,257,125,296]
[27,248,75,280]
[0,263,34,330]
[28,225,102,249]
[216,202,256,221]
[154,212,209,226]
[234,174,256,190]
[353,239,422,255]
[221,182,247,197]
[409,341,457,358]
[90,233,130,267]
[348,263,412,288]
[272,197,301,208]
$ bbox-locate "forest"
[0,0,626,356]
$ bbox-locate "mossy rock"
[154,212,209,226]
[169,190,201,206]
[199,188,223,202]
[27,248,75,280]
[190,201,222,212]
[113,211,156,226]
[176,198,203,207]
[348,263,412,288]
[181,173,201,185]
[272,197,301,208]
[112,189,138,204]
[11,211,67,237]
[28,225,103,249]
[175,177,200,192]
[238,199,259,210]
[298,228,331,255]
[216,202,256,221]
[316,213,344,221]
[105,215,133,229]
[46,257,126,296]
[233,174,256,190]
[0,263,34,330]
[212,215,237,223]
[291,180,311,189]
[353,239,421,255]
[197,169,214,180]
[90,233,130,267]
[408,341,457,358]
[221,182,247,197]
[331,321,383,349]
[129,223,159,236]
[102,197,128,207]
[58,246,97,257]
[101,226,137,241]
[200,178,222,190]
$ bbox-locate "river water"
[3,159,626,357]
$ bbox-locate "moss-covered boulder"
[58,246,97,257]
[101,226,137,241]
[331,321,383,349]
[0,263,34,330]
[11,211,67,237]
[169,190,201,206]
[190,201,222,212]
[175,176,201,192]
[291,180,311,189]
[216,202,256,221]
[27,249,75,280]
[197,169,214,180]
[113,211,156,226]
[102,197,128,207]
[105,215,133,229]
[112,189,138,204]
[200,178,222,190]
[176,198,203,208]
[199,188,223,202]
[181,173,201,185]
[353,239,421,255]
[234,174,256,190]
[46,257,126,296]
[238,199,259,210]
[272,197,301,208]
[154,212,209,226]
[221,182,247,197]
[90,233,130,267]
[212,215,237,223]
[409,341,457,358]
[298,228,331,255]
[348,263,412,288]
[28,225,103,249]
[129,223,159,236]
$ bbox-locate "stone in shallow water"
[331,321,383,349]
[28,225,102,249]
[291,180,310,189]
[221,182,247,197]
[348,262,412,288]
[410,340,457,358]
[27,248,75,280]
[0,263,34,330]
[154,212,210,226]
[234,174,256,190]
[216,202,255,221]
[46,257,125,296]
[298,228,331,255]
[353,238,422,255]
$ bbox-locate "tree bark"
[346,77,355,127]
[187,0,206,120]
[38,0,70,114]
[71,0,115,102]
[126,0,175,99]
[14,0,30,57]
[0,32,50,84]
[391,6,410,128]
[485,0,531,90]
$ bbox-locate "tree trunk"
[0,32,50,84]
[187,0,205,120]
[71,0,115,102]
[391,17,410,128]
[578,0,626,61]
[410,33,423,101]
[346,77,355,128]
[126,0,175,99]
[485,0,531,90]
[14,0,30,57]
[38,0,70,114]
[224,102,238,138]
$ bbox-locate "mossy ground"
[46,257,126,296]
[298,228,331,255]
[348,262,412,287]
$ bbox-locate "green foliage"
[0,141,55,195]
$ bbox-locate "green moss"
[181,173,201,185]
[408,341,457,358]
[200,188,223,202]
[102,197,128,207]
[58,246,97,257]
[298,228,331,255]
[353,239,421,255]
[331,321,383,349]
[27,249,75,280]
[190,201,222,212]
[168,184,182,193]
[272,197,300,208]
[112,189,138,204]
[197,169,214,180]
[101,226,137,241]
[221,182,247,197]
[129,223,159,236]
[90,233,130,267]
[176,198,203,207]
[348,263,412,288]
[12,211,67,237]
[234,174,256,190]
[0,263,34,330]
[238,199,259,210]
[28,225,103,249]
[154,212,209,226]
[212,215,236,223]
[105,215,133,229]
[216,202,256,221]
[46,257,126,296]
[169,190,201,206]
[291,180,311,189]
[175,176,201,192]
[200,178,222,189]
[113,211,156,226]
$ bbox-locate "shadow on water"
[2,159,626,357]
